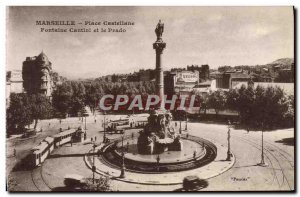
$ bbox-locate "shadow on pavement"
[233,164,259,168]
[48,152,99,159]
[275,137,294,146]
[12,154,34,172]
[51,186,87,192]
[174,178,209,192]
[173,184,208,192]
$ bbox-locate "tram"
[31,129,77,167]
[53,129,77,147]
[31,137,54,166]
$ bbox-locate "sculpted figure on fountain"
[137,109,183,154]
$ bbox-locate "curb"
[83,143,236,186]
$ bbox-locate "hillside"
[268,58,294,67]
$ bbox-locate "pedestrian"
[84,132,87,140]
[13,148,16,157]
[247,128,250,134]
[95,136,97,141]
[175,122,177,127]
[49,123,51,126]
[94,119,96,123]
[91,137,93,142]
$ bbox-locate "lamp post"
[179,118,182,134]
[185,112,188,131]
[226,120,232,161]
[258,123,268,167]
[103,111,106,143]
[156,154,160,172]
[120,151,126,178]
[120,135,126,178]
[92,143,97,184]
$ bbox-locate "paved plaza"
[6,114,294,191]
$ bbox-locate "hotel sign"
[176,72,199,83]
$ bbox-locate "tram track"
[243,133,294,168]
[30,164,52,191]
[231,135,281,189]
[244,135,293,190]
[30,169,40,191]
[231,134,293,190]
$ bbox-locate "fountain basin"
[99,135,217,173]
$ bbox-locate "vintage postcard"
[6,6,295,192]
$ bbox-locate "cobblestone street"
[6,115,294,191]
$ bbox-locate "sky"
[6,6,294,79]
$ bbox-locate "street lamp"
[103,111,106,143]
[92,143,97,184]
[258,123,268,167]
[185,111,188,131]
[120,135,126,178]
[179,112,182,134]
[226,120,232,161]
[156,154,160,172]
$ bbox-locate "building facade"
[187,64,210,82]
[6,70,24,107]
[216,71,250,89]
[22,52,53,97]
[6,70,23,94]
[164,69,199,95]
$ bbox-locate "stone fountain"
[137,109,183,154]
[136,20,183,155]
[95,21,218,173]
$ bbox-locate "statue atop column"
[137,20,182,155]
[155,20,164,42]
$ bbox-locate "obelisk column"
[153,20,166,109]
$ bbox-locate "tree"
[226,88,239,112]
[236,85,255,129]
[207,89,226,116]
[52,82,73,117]
[252,86,290,130]
[7,93,32,133]
[283,95,294,127]
[29,94,53,130]
[192,90,208,115]
[82,176,110,191]
[7,93,53,134]
[69,81,86,116]
[85,82,104,114]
